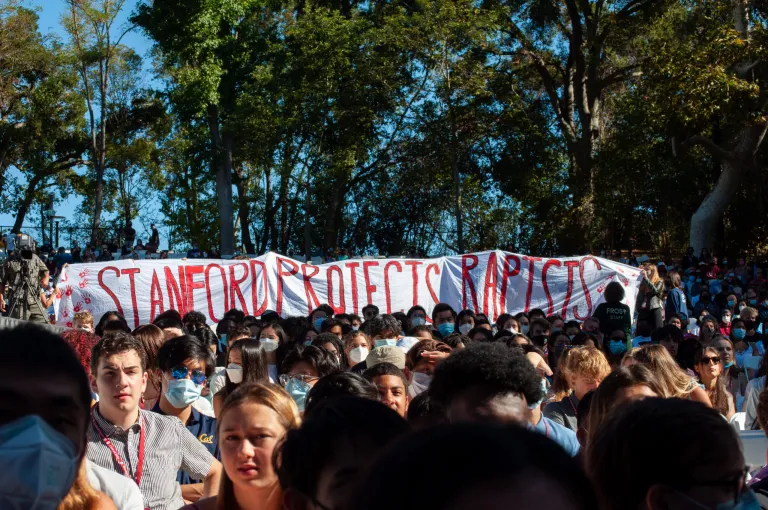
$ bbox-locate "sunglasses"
[171,366,207,385]
[699,356,721,365]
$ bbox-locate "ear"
[404,367,412,383]
[283,488,310,510]
[89,373,98,395]
[141,370,149,394]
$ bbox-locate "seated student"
[356,423,598,510]
[213,338,270,416]
[87,332,223,509]
[0,325,140,510]
[429,342,580,456]
[363,362,410,418]
[152,335,219,503]
[343,330,372,369]
[432,303,458,338]
[587,398,756,510]
[279,344,339,412]
[405,339,452,398]
[631,318,653,347]
[303,372,378,416]
[349,315,408,374]
[74,310,96,333]
[276,397,408,510]
[408,324,436,340]
[543,346,611,431]
[182,384,301,510]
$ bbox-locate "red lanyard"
[91,406,146,488]
[567,395,578,417]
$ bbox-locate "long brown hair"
[633,344,696,398]
[217,383,301,510]
[694,346,730,416]
[132,324,165,392]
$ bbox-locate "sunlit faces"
[229,346,243,366]
[502,318,519,333]
[220,402,286,489]
[322,342,340,360]
[696,353,722,380]
[372,375,408,418]
[287,361,320,387]
[434,310,454,326]
[667,317,682,329]
[712,339,734,365]
[92,350,148,414]
[569,375,600,400]
[303,330,318,344]
[73,318,93,333]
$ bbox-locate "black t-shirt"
[124,227,136,241]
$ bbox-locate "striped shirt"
[86,406,214,510]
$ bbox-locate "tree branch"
[675,135,734,162]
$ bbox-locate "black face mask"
[531,334,549,348]
[745,320,756,331]
[701,295,711,302]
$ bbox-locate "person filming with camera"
[0,233,50,324]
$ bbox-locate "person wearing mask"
[429,342,580,456]
[548,314,566,334]
[311,333,347,370]
[632,344,712,406]
[132,324,167,410]
[319,318,345,339]
[213,339,269,417]
[362,303,380,322]
[528,317,552,354]
[694,289,722,319]
[357,423,598,510]
[152,335,219,503]
[343,330,372,369]
[363,362,410,418]
[404,339,452,398]
[665,271,689,324]
[693,346,735,420]
[183,383,300,510]
[711,335,748,409]
[636,265,665,329]
[550,330,573,368]
[406,305,428,328]
[276,397,408,510]
[0,324,140,510]
[725,292,739,314]
[698,315,719,346]
[493,313,520,334]
[432,302,457,338]
[515,312,531,335]
[87,332,222,509]
[747,287,761,308]
[543,346,611,431]
[721,308,734,336]
[187,241,202,259]
[303,372,379,415]
[279,344,339,412]
[258,323,286,382]
[587,398,756,510]
[308,304,334,332]
[592,281,632,343]
[603,329,629,366]
[456,309,476,335]
[585,365,661,448]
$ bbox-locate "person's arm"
[178,421,220,498]
[725,392,736,421]
[689,386,713,407]
[201,460,222,498]
[181,483,205,503]
[41,290,54,309]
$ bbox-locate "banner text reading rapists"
[54,252,641,328]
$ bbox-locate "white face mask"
[226,363,243,384]
[260,338,279,352]
[348,346,369,363]
[506,327,518,334]
[408,372,432,398]
[458,323,472,335]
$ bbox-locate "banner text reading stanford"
[53,251,643,328]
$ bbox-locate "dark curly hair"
[429,343,543,409]
[91,331,148,375]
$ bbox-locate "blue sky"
[0,0,163,246]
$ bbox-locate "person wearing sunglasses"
[153,335,220,503]
[279,345,339,412]
[694,347,735,420]
[87,332,222,509]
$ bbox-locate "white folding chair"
[731,412,747,431]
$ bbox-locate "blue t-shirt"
[532,415,580,457]
[151,403,220,485]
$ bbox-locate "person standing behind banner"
[636,265,665,330]
[86,332,222,510]
[665,271,689,324]
[591,281,632,343]
[149,224,160,253]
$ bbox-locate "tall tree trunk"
[304,176,312,261]
[236,169,255,254]
[14,173,44,232]
[690,121,768,253]
[208,105,235,255]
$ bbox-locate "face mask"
[531,334,549,347]
[568,334,575,341]
[551,328,562,334]
[458,323,472,335]
[352,325,359,331]
[218,334,227,350]
[728,300,737,307]
[260,339,279,352]
[733,328,747,340]
[375,339,397,348]
[285,377,311,412]
[696,278,702,283]
[165,377,203,408]
[437,322,455,337]
[609,341,627,355]
[521,324,529,335]
[689,275,696,282]
[408,372,432,398]
[0,415,78,510]
[740,305,747,312]
[676,487,760,510]
[723,361,735,369]
[507,327,519,334]
[723,316,732,324]
[411,317,426,327]
[528,377,547,410]
[349,346,369,363]
[226,363,243,384]
[313,317,325,331]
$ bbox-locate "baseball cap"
[396,336,420,353]
[366,345,406,370]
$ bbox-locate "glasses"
[171,366,207,385]
[278,374,319,387]
[699,356,722,365]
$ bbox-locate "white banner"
[53,251,643,329]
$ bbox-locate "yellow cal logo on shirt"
[199,433,214,444]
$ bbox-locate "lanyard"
[91,405,146,488]
[567,395,578,417]
[542,418,550,439]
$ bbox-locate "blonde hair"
[73,311,94,326]
[563,346,611,383]
[633,344,695,398]
[646,264,662,286]
[58,461,99,510]
[343,331,371,351]
[217,383,301,510]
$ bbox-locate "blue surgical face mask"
[0,415,78,510]
[375,339,397,348]
[724,361,735,369]
[528,377,547,410]
[411,316,426,327]
[437,322,455,337]
[733,328,747,340]
[750,299,758,306]
[728,299,737,307]
[313,317,325,331]
[522,324,529,335]
[675,487,760,510]
[609,340,627,355]
[285,377,311,412]
[165,377,203,408]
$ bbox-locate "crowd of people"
[5,247,768,509]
